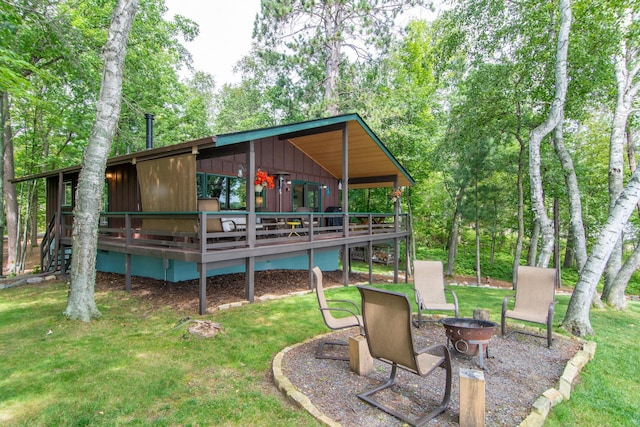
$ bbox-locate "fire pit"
[441,317,497,368]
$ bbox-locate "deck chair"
[312,267,363,360]
[501,265,556,347]
[197,198,223,232]
[357,286,452,425]
[413,260,459,327]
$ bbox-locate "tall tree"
[601,4,640,306]
[64,0,139,321]
[253,0,427,116]
[528,0,572,267]
[563,166,640,335]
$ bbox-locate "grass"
[1,278,639,426]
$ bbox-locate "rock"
[26,277,44,284]
[187,320,223,338]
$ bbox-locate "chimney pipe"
[145,113,154,149]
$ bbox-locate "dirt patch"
[94,270,399,312]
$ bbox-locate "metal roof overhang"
[12,114,414,189]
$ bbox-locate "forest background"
[1,0,639,336]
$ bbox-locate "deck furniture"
[357,286,452,425]
[413,260,459,327]
[312,267,363,361]
[501,265,557,347]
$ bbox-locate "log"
[349,335,373,376]
[460,368,485,427]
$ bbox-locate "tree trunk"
[64,0,139,321]
[563,167,640,336]
[512,134,525,288]
[602,14,640,301]
[2,92,18,274]
[528,0,571,267]
[563,227,574,268]
[526,218,540,266]
[552,123,587,270]
[608,242,640,310]
[323,5,343,116]
[446,193,462,276]
[0,92,7,274]
[475,179,481,285]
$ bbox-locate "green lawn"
[1,279,638,426]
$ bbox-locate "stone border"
[518,338,596,427]
[272,332,342,427]
[272,328,597,427]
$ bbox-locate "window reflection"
[197,173,246,209]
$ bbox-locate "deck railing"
[58,210,408,252]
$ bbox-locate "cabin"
[14,113,414,314]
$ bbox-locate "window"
[63,181,73,207]
[292,181,321,212]
[197,173,246,210]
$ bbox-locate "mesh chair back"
[414,260,447,304]
[514,266,556,318]
[358,286,418,373]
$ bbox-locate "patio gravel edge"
[272,328,597,427]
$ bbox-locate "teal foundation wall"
[96,249,340,282]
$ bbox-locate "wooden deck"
[50,210,410,314]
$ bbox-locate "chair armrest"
[319,307,363,329]
[447,288,459,317]
[414,289,424,308]
[501,294,515,317]
[416,342,448,356]
[221,219,236,232]
[326,298,361,314]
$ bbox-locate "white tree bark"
[552,123,588,270]
[563,167,640,335]
[64,0,139,321]
[528,0,572,267]
[602,9,640,305]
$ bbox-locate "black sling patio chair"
[356,286,452,426]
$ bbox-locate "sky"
[164,0,262,86]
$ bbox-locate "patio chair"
[357,286,452,425]
[197,198,223,232]
[501,265,557,347]
[312,267,363,361]
[413,260,459,327]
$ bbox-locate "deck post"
[245,257,255,302]
[308,248,314,289]
[125,253,131,291]
[199,263,207,315]
[342,244,349,286]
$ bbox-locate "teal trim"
[96,249,340,283]
[216,113,360,146]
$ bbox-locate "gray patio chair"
[501,265,557,347]
[357,286,452,425]
[413,260,459,327]
[312,267,363,360]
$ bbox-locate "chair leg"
[357,348,452,426]
[315,340,350,361]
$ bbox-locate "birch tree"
[563,167,640,335]
[601,5,640,306]
[528,0,572,267]
[64,0,139,321]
